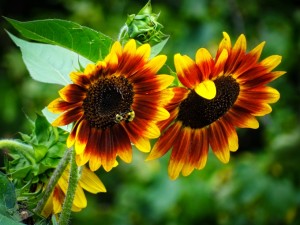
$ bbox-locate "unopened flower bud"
[119,1,168,46]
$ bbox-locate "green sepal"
[167,66,181,87]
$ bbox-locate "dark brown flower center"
[177,76,240,129]
[83,76,134,129]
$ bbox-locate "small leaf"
[0,172,16,210]
[35,114,50,144]
[5,17,113,62]
[51,214,59,225]
[47,143,67,159]
[150,36,169,58]
[33,144,48,163]
[7,32,92,85]
[0,215,24,225]
[10,166,32,180]
[18,132,31,143]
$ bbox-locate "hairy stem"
[0,139,35,164]
[58,148,79,225]
[33,148,72,215]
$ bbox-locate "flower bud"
[119,1,168,46]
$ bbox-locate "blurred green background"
[1,0,300,224]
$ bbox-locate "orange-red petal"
[52,107,83,127]
[168,127,192,180]
[59,84,86,103]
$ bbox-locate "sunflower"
[48,39,174,172]
[42,165,106,217]
[147,32,285,180]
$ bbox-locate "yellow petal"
[78,166,106,193]
[74,120,90,155]
[133,137,151,153]
[265,86,280,103]
[124,39,136,54]
[41,193,54,217]
[71,205,82,212]
[76,153,90,167]
[143,122,161,139]
[84,63,96,75]
[195,80,216,100]
[53,193,63,214]
[245,116,259,129]
[233,34,246,53]
[136,43,151,60]
[110,41,122,57]
[155,107,170,121]
[72,186,87,208]
[113,160,119,167]
[261,55,282,72]
[88,154,102,172]
[249,41,265,60]
[155,74,175,90]
[145,55,167,74]
[213,49,228,76]
[195,48,213,79]
[228,129,239,152]
[219,32,231,51]
[104,52,119,72]
[181,163,195,177]
[214,149,230,163]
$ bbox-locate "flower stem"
[58,148,79,225]
[0,139,35,165]
[33,148,72,215]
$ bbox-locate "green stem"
[33,148,72,215]
[58,148,78,225]
[0,139,35,164]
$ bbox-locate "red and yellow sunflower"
[147,32,285,179]
[48,39,174,172]
[42,165,106,217]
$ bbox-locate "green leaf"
[47,143,67,159]
[0,172,16,210]
[0,215,24,225]
[35,114,50,144]
[33,144,48,163]
[6,17,114,62]
[8,32,92,85]
[150,36,169,58]
[18,132,31,143]
[51,214,59,225]
[10,165,32,180]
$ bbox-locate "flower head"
[42,165,106,217]
[147,32,285,179]
[48,39,174,172]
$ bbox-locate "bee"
[115,114,124,123]
[124,110,135,122]
[115,110,135,123]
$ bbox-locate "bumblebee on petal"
[48,39,174,172]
